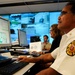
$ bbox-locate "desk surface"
[1,52,35,75]
[14,63,35,75]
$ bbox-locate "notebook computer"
[29,42,42,53]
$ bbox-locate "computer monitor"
[18,29,28,47]
[0,17,11,48]
[30,36,40,42]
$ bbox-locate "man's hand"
[17,56,29,62]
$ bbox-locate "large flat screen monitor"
[1,11,61,44]
[0,17,11,48]
[18,29,28,47]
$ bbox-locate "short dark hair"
[43,35,48,39]
[66,1,75,14]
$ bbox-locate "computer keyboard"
[0,61,29,75]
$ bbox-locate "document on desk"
[1,52,13,58]
[29,42,42,52]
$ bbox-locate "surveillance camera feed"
[1,11,60,44]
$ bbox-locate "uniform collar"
[62,28,75,38]
[66,28,75,37]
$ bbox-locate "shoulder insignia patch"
[66,40,75,56]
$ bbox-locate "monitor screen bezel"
[18,29,28,47]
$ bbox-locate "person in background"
[41,24,63,54]
[42,35,51,52]
[41,24,64,68]
[49,24,64,53]
[18,1,75,75]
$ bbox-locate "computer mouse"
[14,60,20,63]
[12,57,17,61]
